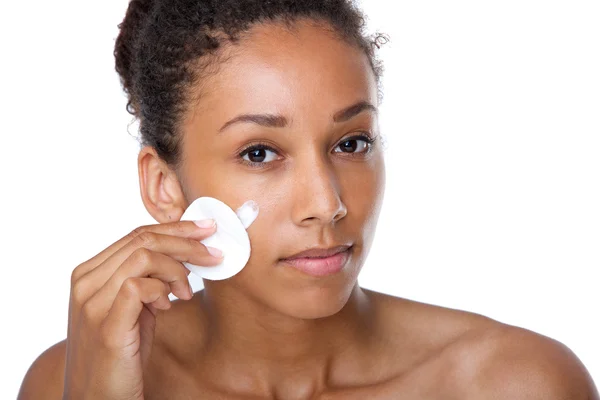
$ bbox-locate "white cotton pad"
[179,197,259,280]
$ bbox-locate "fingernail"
[188,281,194,297]
[206,246,223,258]
[194,219,215,228]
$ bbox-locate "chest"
[142,362,460,400]
[143,383,462,400]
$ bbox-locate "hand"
[62,220,223,399]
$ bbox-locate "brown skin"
[18,20,598,400]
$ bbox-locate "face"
[178,20,386,319]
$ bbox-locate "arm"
[18,340,66,400]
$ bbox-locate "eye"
[334,134,376,154]
[239,143,279,167]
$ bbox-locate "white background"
[1,0,598,397]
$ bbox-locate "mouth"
[279,245,353,277]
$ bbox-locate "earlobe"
[137,146,187,223]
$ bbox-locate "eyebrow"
[217,100,377,134]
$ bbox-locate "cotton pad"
[179,197,259,280]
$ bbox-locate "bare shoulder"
[444,319,599,399]
[362,289,598,399]
[18,339,66,400]
[362,287,501,352]
[361,288,504,382]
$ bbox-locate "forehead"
[185,19,378,129]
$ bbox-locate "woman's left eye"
[333,135,376,154]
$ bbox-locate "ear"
[137,145,187,223]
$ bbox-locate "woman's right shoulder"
[18,339,66,400]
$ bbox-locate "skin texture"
[18,20,598,400]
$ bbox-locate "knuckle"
[168,269,186,285]
[71,279,89,305]
[70,264,85,285]
[189,238,206,252]
[127,225,149,241]
[172,221,189,236]
[135,231,158,247]
[120,277,140,298]
[130,247,153,266]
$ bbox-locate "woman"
[18,0,598,398]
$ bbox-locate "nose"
[291,154,348,227]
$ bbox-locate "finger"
[100,277,170,350]
[74,220,216,278]
[73,227,221,302]
[91,249,193,317]
[84,231,222,294]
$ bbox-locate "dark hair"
[114,0,388,169]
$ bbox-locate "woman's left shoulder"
[444,317,599,399]
[363,289,598,399]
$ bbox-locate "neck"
[190,283,377,394]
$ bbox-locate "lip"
[282,245,352,260]
[280,245,352,277]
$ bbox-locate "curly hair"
[114,0,389,169]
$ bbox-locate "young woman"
[18,0,598,399]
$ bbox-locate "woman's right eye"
[239,144,279,167]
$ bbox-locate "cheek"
[364,158,386,247]
[240,194,289,262]
[342,155,386,223]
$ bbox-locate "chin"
[272,275,359,320]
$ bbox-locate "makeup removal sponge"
[179,197,259,280]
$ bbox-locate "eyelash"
[238,133,377,168]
